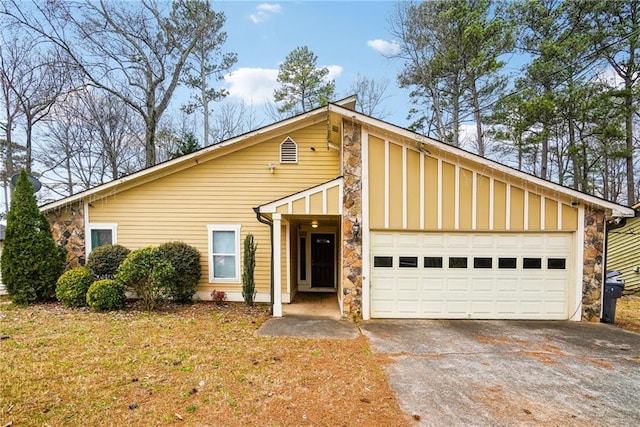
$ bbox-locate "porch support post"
[272,213,283,317]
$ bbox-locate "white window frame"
[207,224,241,283]
[86,223,118,259]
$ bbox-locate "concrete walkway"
[256,292,360,339]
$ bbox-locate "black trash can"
[601,271,625,324]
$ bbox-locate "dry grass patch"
[615,295,640,334]
[1,301,409,426]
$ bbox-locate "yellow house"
[42,97,635,321]
[607,202,640,295]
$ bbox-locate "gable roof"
[41,95,634,218]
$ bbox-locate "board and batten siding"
[88,122,340,297]
[367,135,579,232]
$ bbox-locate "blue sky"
[210,1,412,126]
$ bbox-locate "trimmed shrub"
[87,244,131,279]
[1,170,64,304]
[115,246,175,311]
[86,279,126,311]
[159,241,201,302]
[56,267,93,307]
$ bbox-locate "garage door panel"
[371,232,573,320]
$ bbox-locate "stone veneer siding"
[45,202,86,269]
[341,119,363,319]
[582,206,605,321]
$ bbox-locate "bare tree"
[37,88,144,196]
[348,74,391,119]
[210,100,262,144]
[2,0,235,168]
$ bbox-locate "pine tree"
[1,170,64,304]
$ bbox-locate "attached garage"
[360,126,633,322]
[370,232,574,320]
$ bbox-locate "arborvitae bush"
[86,279,126,311]
[87,244,131,279]
[115,246,175,311]
[56,267,93,307]
[1,170,64,304]
[159,241,201,302]
[242,234,257,306]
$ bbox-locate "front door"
[311,233,335,288]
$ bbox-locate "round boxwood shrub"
[159,241,201,303]
[115,246,175,311]
[56,267,93,307]
[86,279,126,311]
[87,244,130,280]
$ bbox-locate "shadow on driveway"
[360,320,640,426]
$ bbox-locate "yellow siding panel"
[493,180,506,230]
[326,185,340,214]
[608,217,640,294]
[89,121,340,296]
[545,199,558,231]
[441,161,455,230]
[476,175,490,230]
[368,136,385,229]
[407,149,421,229]
[459,168,473,230]
[309,192,323,214]
[510,186,525,231]
[388,143,403,229]
[292,198,306,214]
[528,193,541,231]
[276,204,288,214]
[562,204,578,231]
[424,157,438,229]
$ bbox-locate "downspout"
[253,207,274,315]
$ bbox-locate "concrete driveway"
[360,320,640,426]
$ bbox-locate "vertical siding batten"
[489,177,494,230]
[454,165,460,229]
[541,196,546,231]
[472,171,477,230]
[402,146,407,229]
[437,158,443,230]
[524,190,529,231]
[420,154,425,230]
[506,183,511,231]
[384,140,390,229]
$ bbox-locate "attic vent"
[280,137,298,164]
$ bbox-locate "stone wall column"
[342,119,363,320]
[582,206,605,321]
[45,202,86,269]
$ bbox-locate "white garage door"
[371,232,574,320]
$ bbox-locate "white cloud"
[224,65,343,105]
[367,39,400,56]
[249,3,283,24]
[325,65,343,81]
[224,67,279,105]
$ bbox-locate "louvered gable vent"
[280,137,298,164]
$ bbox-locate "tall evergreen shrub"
[1,170,64,304]
[241,234,257,306]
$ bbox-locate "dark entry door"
[311,233,335,288]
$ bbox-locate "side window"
[88,223,117,251]
[208,225,241,282]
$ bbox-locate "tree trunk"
[145,116,156,168]
[468,75,485,156]
[624,75,635,204]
